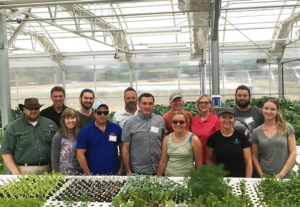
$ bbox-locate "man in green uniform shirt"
[0,98,58,175]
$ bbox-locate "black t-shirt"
[207,130,250,177]
[40,105,67,128]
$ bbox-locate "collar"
[120,107,139,115]
[137,111,153,120]
[91,119,112,128]
[51,104,67,113]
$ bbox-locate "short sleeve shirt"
[121,112,167,174]
[76,120,122,175]
[234,106,264,133]
[251,123,295,178]
[207,130,250,177]
[191,113,221,163]
[40,105,67,128]
[0,116,58,165]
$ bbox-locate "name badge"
[150,126,159,133]
[109,135,117,142]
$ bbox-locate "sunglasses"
[198,101,210,105]
[264,97,279,103]
[26,107,40,111]
[172,120,185,125]
[96,111,109,116]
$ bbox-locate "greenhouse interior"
[0,0,300,206]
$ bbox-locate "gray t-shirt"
[121,112,167,174]
[234,106,264,133]
[251,123,295,178]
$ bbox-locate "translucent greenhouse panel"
[283,61,300,100]
[135,65,201,106]
[219,62,279,100]
[9,67,62,109]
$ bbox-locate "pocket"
[42,129,53,143]
[15,132,31,151]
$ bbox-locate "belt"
[18,162,49,166]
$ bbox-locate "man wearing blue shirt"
[76,101,122,175]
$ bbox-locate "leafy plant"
[257,170,300,207]
[0,172,66,203]
[112,175,187,206]
[185,164,230,201]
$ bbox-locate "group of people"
[0,85,297,179]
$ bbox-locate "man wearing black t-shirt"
[40,86,67,127]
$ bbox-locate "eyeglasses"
[198,101,210,105]
[96,111,109,116]
[172,120,185,125]
[26,107,40,111]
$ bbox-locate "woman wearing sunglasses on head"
[51,108,81,175]
[191,94,221,164]
[157,111,202,176]
[206,107,252,178]
[251,98,297,178]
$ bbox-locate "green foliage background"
[153,97,300,144]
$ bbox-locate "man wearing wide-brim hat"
[0,98,58,175]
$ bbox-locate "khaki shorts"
[17,164,50,175]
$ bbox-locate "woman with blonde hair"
[251,98,297,178]
[157,111,202,176]
[51,108,81,174]
[191,94,220,163]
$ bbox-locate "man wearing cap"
[122,93,167,175]
[163,92,193,134]
[234,85,264,133]
[76,101,122,175]
[113,87,138,128]
[40,86,67,127]
[77,88,95,130]
[0,98,58,175]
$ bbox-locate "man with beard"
[163,92,193,134]
[234,85,264,134]
[77,89,95,130]
[113,87,138,128]
[40,86,67,127]
[0,98,58,175]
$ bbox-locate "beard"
[25,113,39,122]
[81,101,92,110]
[236,99,250,109]
[126,102,137,110]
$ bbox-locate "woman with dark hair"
[206,107,252,177]
[157,111,202,176]
[191,94,220,163]
[51,108,81,174]
[251,98,296,178]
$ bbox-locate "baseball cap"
[218,107,235,116]
[93,101,109,110]
[169,92,183,102]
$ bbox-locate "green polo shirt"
[0,115,58,165]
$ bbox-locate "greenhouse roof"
[1,0,300,64]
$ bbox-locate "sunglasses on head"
[264,97,279,103]
[172,120,185,125]
[96,111,109,116]
[26,107,40,111]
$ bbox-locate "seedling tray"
[43,176,126,207]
